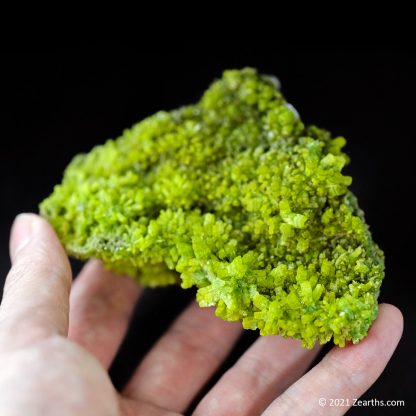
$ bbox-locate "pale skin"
[0,214,403,416]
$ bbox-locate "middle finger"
[193,335,321,416]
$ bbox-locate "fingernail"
[11,213,36,258]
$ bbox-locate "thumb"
[1,214,72,343]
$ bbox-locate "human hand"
[0,214,403,415]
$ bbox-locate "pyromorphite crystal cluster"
[40,68,384,348]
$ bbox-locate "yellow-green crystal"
[40,68,384,348]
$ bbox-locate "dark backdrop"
[1,44,415,415]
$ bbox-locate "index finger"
[0,214,72,347]
[262,304,403,415]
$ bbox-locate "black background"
[1,44,415,415]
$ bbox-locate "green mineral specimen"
[40,68,384,348]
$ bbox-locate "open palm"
[0,214,403,415]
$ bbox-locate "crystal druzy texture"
[40,68,384,348]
